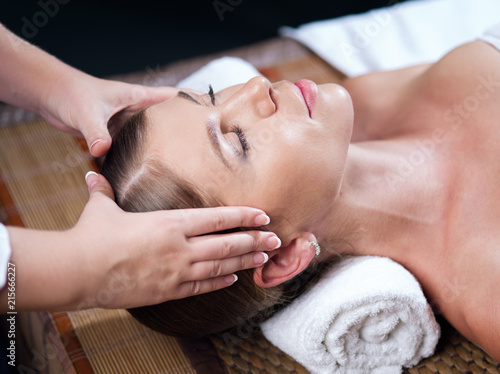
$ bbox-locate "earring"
[310,241,321,256]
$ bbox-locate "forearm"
[0,226,92,312]
[0,24,88,118]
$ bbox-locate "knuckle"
[211,261,224,278]
[241,231,260,252]
[162,215,184,236]
[221,240,235,258]
[190,281,202,296]
[129,85,148,102]
[237,255,247,271]
[239,208,250,226]
[252,231,264,251]
[212,212,227,232]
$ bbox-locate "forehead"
[144,95,235,198]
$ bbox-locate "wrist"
[65,225,122,310]
[2,226,92,311]
[37,65,94,124]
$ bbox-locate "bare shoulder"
[419,41,500,106]
[443,232,500,362]
[347,41,500,141]
[344,39,500,107]
[461,272,500,361]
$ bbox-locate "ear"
[253,232,317,288]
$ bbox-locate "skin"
[145,40,500,360]
[147,77,353,243]
[146,77,353,286]
[0,23,279,312]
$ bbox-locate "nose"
[221,76,276,120]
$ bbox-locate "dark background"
[1,0,404,77]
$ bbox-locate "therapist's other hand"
[43,76,179,158]
[73,172,278,310]
[0,24,177,157]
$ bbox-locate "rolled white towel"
[176,56,261,92]
[260,256,440,374]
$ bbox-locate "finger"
[85,171,115,201]
[143,86,180,105]
[182,206,271,236]
[82,127,112,158]
[106,86,180,134]
[125,85,180,111]
[188,250,269,283]
[189,231,281,262]
[176,274,239,299]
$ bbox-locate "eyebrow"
[207,123,232,170]
[177,91,232,169]
[177,91,202,105]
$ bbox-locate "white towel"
[280,0,500,77]
[261,256,440,374]
[176,56,261,92]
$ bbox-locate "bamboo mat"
[0,119,196,373]
[0,53,498,374]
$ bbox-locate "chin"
[316,83,353,123]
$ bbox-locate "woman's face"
[147,77,353,238]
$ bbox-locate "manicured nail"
[85,171,99,188]
[225,274,238,284]
[255,213,270,226]
[267,235,281,250]
[254,252,269,265]
[85,171,98,182]
[89,139,102,153]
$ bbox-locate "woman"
[101,37,500,360]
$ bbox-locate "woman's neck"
[315,140,449,267]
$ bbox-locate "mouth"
[294,79,317,117]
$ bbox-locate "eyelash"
[208,84,249,156]
[231,125,249,155]
[208,84,216,105]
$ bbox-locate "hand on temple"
[0,173,276,312]
[74,172,277,310]
[0,23,178,157]
[42,77,179,157]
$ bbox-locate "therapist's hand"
[0,24,178,157]
[73,172,278,310]
[42,75,179,157]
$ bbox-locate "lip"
[294,79,317,117]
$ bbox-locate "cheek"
[250,147,324,214]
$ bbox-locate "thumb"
[143,86,180,105]
[85,171,115,201]
[83,128,112,158]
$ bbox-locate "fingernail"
[89,139,102,152]
[85,171,99,188]
[254,252,269,265]
[267,235,281,250]
[224,274,238,284]
[255,213,270,226]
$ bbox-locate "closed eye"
[230,125,249,156]
[206,85,249,157]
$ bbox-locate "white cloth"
[0,223,12,289]
[280,0,500,77]
[261,256,440,374]
[479,23,500,51]
[176,56,261,92]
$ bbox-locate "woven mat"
[0,52,498,374]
